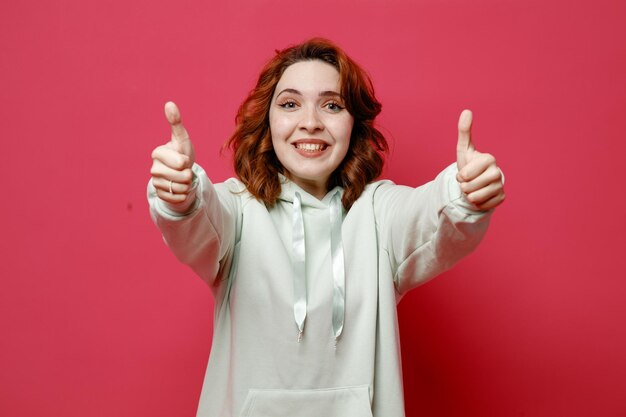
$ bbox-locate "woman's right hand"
[151,102,197,208]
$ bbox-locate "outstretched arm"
[148,102,237,287]
[376,110,505,295]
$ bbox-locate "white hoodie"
[148,163,491,417]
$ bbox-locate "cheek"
[334,117,354,146]
[269,113,294,140]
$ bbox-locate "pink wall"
[1,0,625,416]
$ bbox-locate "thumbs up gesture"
[455,110,505,211]
[151,102,197,208]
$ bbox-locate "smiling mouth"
[294,143,328,152]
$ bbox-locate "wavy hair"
[226,38,388,210]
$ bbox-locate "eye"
[325,101,345,113]
[278,100,298,109]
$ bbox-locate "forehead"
[275,60,340,93]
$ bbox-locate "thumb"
[164,101,190,144]
[457,109,475,170]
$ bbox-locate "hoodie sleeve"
[147,163,239,288]
[373,163,492,296]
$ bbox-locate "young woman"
[148,38,505,417]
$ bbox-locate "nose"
[299,105,324,133]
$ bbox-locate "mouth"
[294,143,328,152]
[292,139,329,153]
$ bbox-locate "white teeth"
[296,143,325,152]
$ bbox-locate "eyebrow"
[275,88,343,99]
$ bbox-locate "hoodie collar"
[278,173,343,208]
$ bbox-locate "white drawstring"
[329,191,345,341]
[292,192,307,342]
[291,190,345,344]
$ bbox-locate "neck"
[289,176,328,200]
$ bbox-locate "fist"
[150,102,197,206]
[456,110,505,211]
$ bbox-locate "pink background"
[1,0,625,416]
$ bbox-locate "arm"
[376,110,505,296]
[148,164,238,287]
[148,102,238,287]
[375,164,492,295]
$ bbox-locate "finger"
[457,152,496,182]
[164,101,189,144]
[150,161,194,184]
[465,182,504,206]
[152,177,194,195]
[474,192,506,211]
[154,187,191,204]
[459,164,502,194]
[457,109,475,154]
[152,144,191,170]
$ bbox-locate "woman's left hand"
[455,110,506,211]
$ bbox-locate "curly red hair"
[226,38,388,209]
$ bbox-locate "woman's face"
[269,60,354,198]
